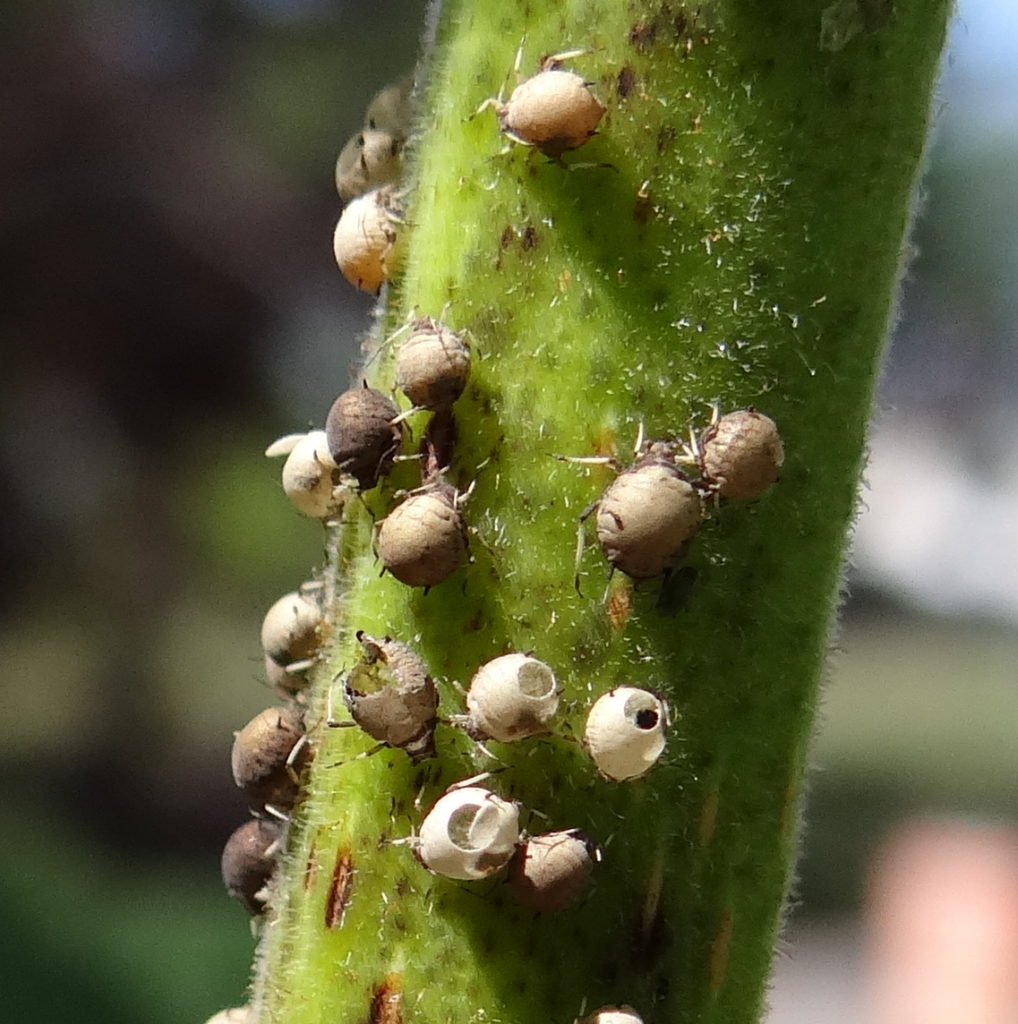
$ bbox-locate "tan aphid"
[699,408,784,500]
[335,129,403,203]
[332,186,401,293]
[260,590,322,666]
[343,632,439,762]
[595,443,702,579]
[499,62,605,157]
[325,386,401,490]
[584,686,668,782]
[395,318,471,411]
[231,706,308,811]
[376,484,467,588]
[220,817,285,916]
[507,829,594,912]
[365,75,414,136]
[464,652,559,742]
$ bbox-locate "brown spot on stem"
[698,788,720,846]
[709,909,734,993]
[499,225,515,250]
[325,847,355,928]
[304,836,319,891]
[521,225,539,251]
[629,21,657,51]
[616,65,636,99]
[370,975,403,1024]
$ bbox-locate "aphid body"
[335,129,403,203]
[699,408,784,501]
[395,318,470,411]
[343,632,439,761]
[274,430,343,519]
[594,442,702,579]
[365,75,414,136]
[220,817,285,916]
[202,1008,255,1024]
[580,1007,645,1024]
[417,785,520,880]
[332,186,401,293]
[231,706,308,811]
[584,686,668,781]
[325,386,401,490]
[507,829,595,912]
[463,652,559,742]
[376,482,467,588]
[260,590,322,667]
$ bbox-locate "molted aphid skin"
[507,829,594,912]
[699,408,785,501]
[279,430,342,519]
[332,186,401,293]
[500,68,605,157]
[596,445,702,579]
[335,129,403,203]
[261,590,322,666]
[325,386,401,490]
[344,632,438,761]
[220,818,284,916]
[464,653,559,742]
[365,75,414,136]
[395,318,471,411]
[580,1007,644,1024]
[584,687,668,781]
[417,785,520,880]
[202,1008,254,1024]
[375,485,467,588]
[231,706,308,810]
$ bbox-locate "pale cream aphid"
[479,44,605,158]
[260,588,322,667]
[332,186,402,294]
[220,817,285,917]
[231,706,309,814]
[335,129,403,204]
[579,1007,645,1024]
[415,784,521,880]
[202,1007,255,1024]
[583,686,668,781]
[365,74,414,136]
[507,828,597,912]
[265,430,348,520]
[375,479,469,589]
[459,652,559,742]
[687,406,785,501]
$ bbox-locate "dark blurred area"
[0,1,1014,1022]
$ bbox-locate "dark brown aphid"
[507,829,595,912]
[325,385,401,490]
[589,442,702,579]
[342,632,438,761]
[395,318,470,411]
[697,408,784,501]
[220,817,285,916]
[375,482,468,588]
[231,706,308,812]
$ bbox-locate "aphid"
[335,129,403,204]
[585,441,703,580]
[395,318,471,412]
[696,407,784,501]
[202,1008,254,1024]
[416,785,520,880]
[365,74,414,136]
[579,1007,644,1024]
[264,430,344,520]
[264,652,312,699]
[325,385,401,490]
[260,589,322,667]
[231,706,308,812]
[507,829,595,912]
[332,186,402,294]
[340,631,439,762]
[220,817,285,916]
[461,652,559,742]
[375,481,468,589]
[490,51,605,157]
[583,686,668,781]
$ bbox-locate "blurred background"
[0,1,1014,1021]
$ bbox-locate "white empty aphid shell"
[465,652,559,742]
[395,320,470,411]
[335,129,403,203]
[417,786,520,880]
[500,69,605,156]
[700,408,784,501]
[202,1008,255,1024]
[376,487,467,588]
[280,430,342,519]
[261,590,322,665]
[580,1007,644,1024]
[333,187,401,294]
[596,456,702,579]
[584,687,667,781]
[507,830,594,912]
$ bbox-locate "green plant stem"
[251,2,949,1022]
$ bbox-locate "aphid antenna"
[472,739,508,764]
[448,769,502,791]
[541,47,591,69]
[265,432,307,458]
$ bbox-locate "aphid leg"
[541,47,589,70]
[324,684,356,729]
[285,734,309,783]
[632,420,645,457]
[601,563,617,604]
[263,804,292,823]
[473,740,508,764]
[574,500,598,594]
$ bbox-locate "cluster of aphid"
[209,51,788,1024]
